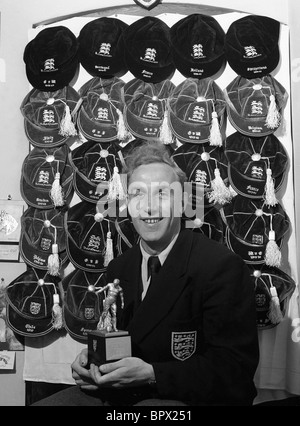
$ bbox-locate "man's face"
[127,162,183,254]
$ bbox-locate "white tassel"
[268,285,283,324]
[52,293,63,330]
[265,230,281,267]
[209,111,223,147]
[104,231,114,267]
[264,168,278,207]
[48,244,60,276]
[116,107,130,141]
[207,168,232,205]
[159,110,173,145]
[50,172,64,207]
[59,104,77,137]
[266,95,281,129]
[108,167,126,200]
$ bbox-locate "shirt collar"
[139,232,180,266]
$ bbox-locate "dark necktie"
[147,256,161,287]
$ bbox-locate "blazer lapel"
[128,231,194,343]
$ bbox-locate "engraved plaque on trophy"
[87,279,131,366]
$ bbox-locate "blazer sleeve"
[152,252,259,406]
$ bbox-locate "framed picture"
[0,199,25,262]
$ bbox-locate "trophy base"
[87,330,132,366]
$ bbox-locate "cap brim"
[77,107,119,143]
[225,226,283,264]
[63,305,99,342]
[6,303,54,337]
[226,46,280,79]
[172,50,226,80]
[169,110,226,144]
[24,118,67,148]
[25,60,79,92]
[65,232,107,273]
[19,229,69,270]
[124,50,175,84]
[73,170,109,204]
[124,105,162,140]
[228,164,285,199]
[20,173,74,209]
[227,105,279,137]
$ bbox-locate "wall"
[0,0,298,406]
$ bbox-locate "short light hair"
[122,141,187,187]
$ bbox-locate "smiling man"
[33,141,259,407]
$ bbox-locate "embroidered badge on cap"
[247,265,295,329]
[5,268,63,337]
[171,331,197,361]
[69,141,123,204]
[23,26,79,92]
[168,78,227,145]
[21,86,81,148]
[224,75,288,137]
[78,17,129,78]
[170,14,226,79]
[62,269,107,341]
[124,78,175,143]
[225,15,280,78]
[77,77,129,143]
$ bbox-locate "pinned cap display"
[5,268,63,337]
[181,206,224,243]
[122,16,175,83]
[170,14,226,79]
[168,78,227,145]
[247,265,295,329]
[20,207,68,276]
[62,269,107,341]
[224,75,288,137]
[225,132,288,204]
[172,143,231,206]
[69,140,123,204]
[65,201,116,272]
[21,86,81,148]
[23,26,79,92]
[78,17,129,78]
[20,145,74,209]
[225,15,280,79]
[222,195,290,266]
[123,78,175,143]
[77,77,129,143]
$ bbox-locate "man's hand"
[71,348,98,391]
[89,357,155,389]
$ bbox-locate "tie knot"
[147,256,161,280]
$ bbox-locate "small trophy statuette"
[87,279,131,366]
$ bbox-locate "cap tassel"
[48,243,60,276]
[116,108,130,142]
[266,95,281,129]
[52,293,63,330]
[265,229,281,267]
[50,172,64,207]
[104,231,114,267]
[209,111,222,147]
[268,285,283,324]
[207,167,232,205]
[264,168,278,207]
[160,110,173,145]
[59,104,77,137]
[108,166,126,200]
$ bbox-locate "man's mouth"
[142,218,163,224]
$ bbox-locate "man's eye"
[130,190,143,198]
[158,189,169,198]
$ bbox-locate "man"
[34,141,259,406]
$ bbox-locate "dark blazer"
[106,230,259,406]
